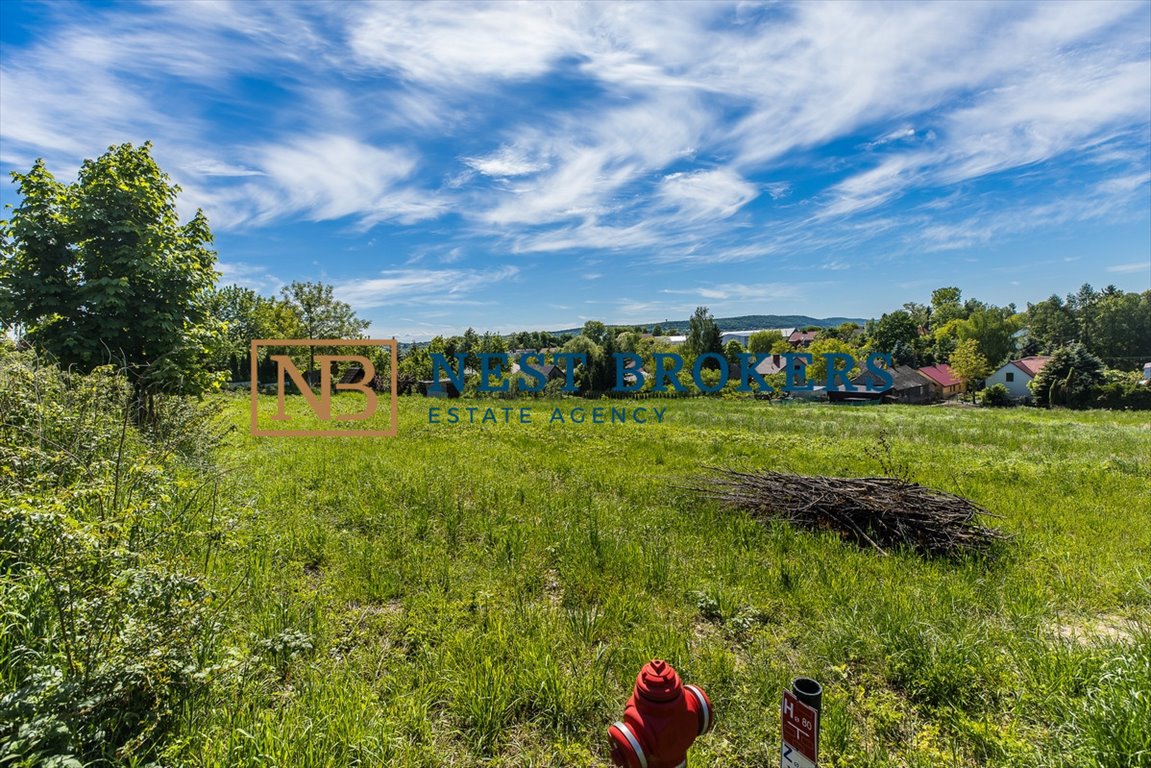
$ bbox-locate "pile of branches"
[690,468,1008,558]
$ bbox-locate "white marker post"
[781,677,822,768]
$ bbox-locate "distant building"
[753,353,805,379]
[719,329,793,347]
[850,365,934,404]
[984,356,1052,400]
[916,364,963,399]
[417,379,461,398]
[787,329,819,347]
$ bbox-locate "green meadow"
[178,394,1150,767]
[4,363,1150,768]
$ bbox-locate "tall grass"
[6,371,1150,766]
[171,394,1150,767]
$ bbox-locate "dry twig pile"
[690,468,1008,558]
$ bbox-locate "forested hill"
[553,314,867,335]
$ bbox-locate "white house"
[984,356,1051,400]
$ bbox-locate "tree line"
[3,144,1148,411]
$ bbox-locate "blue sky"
[1,1,1149,341]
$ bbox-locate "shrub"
[1030,343,1106,407]
[1092,381,1151,410]
[0,348,225,765]
[979,383,1012,407]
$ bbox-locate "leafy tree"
[1087,289,1151,369]
[1026,294,1077,352]
[807,338,859,384]
[206,285,301,381]
[582,320,610,347]
[616,330,642,353]
[278,281,370,373]
[724,340,744,367]
[931,286,965,325]
[770,338,792,354]
[748,329,784,354]
[954,306,1018,368]
[821,322,862,343]
[870,311,918,359]
[685,306,723,367]
[948,338,991,402]
[902,302,931,330]
[1,142,222,413]
[559,334,602,392]
[1030,343,1105,407]
[980,383,1011,407]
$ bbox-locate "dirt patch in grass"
[1051,614,1143,646]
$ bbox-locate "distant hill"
[553,314,866,335]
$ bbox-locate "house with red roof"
[916,363,963,399]
[787,329,819,347]
[984,356,1052,400]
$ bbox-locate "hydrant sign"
[781,689,818,768]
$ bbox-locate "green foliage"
[1031,343,1106,408]
[979,383,1012,407]
[0,143,223,399]
[747,330,784,354]
[930,286,965,326]
[953,306,1020,368]
[1026,294,1077,352]
[684,306,723,365]
[278,281,370,373]
[0,348,225,765]
[949,338,991,401]
[1091,379,1151,410]
[206,393,1150,767]
[870,311,919,359]
[723,339,744,366]
[206,284,301,381]
[807,337,859,384]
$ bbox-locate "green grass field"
[166,395,1150,767]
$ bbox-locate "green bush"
[1092,381,1151,410]
[0,348,225,765]
[979,383,1012,407]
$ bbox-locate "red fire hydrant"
[608,659,714,768]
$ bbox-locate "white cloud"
[464,145,551,177]
[1106,262,1148,274]
[332,266,520,310]
[217,261,283,292]
[346,2,580,83]
[253,134,439,225]
[659,168,758,221]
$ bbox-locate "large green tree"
[869,310,918,359]
[1026,294,1077,352]
[206,284,301,381]
[278,281,370,373]
[954,306,1019,368]
[948,338,991,403]
[747,329,784,354]
[1030,343,1105,407]
[685,306,723,367]
[1,142,222,407]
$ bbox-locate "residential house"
[520,359,568,386]
[753,353,807,380]
[787,329,819,347]
[417,379,461,398]
[916,363,963,399]
[984,356,1052,400]
[850,365,934,404]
